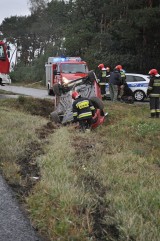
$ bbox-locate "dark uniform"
[118,69,126,100]
[98,67,107,98]
[147,73,160,118]
[72,96,95,131]
[109,69,122,102]
[114,65,126,100]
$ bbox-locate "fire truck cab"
[0,40,11,86]
[45,56,89,95]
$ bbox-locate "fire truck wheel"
[50,111,60,123]
[89,96,104,110]
[53,83,61,96]
[48,88,54,96]
[87,70,96,83]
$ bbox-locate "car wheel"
[89,96,104,110]
[50,111,60,123]
[48,87,54,96]
[134,90,145,101]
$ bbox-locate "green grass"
[0,98,160,241]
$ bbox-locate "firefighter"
[72,91,95,132]
[97,63,107,99]
[147,69,160,118]
[106,66,111,83]
[115,65,126,100]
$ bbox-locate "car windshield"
[61,64,88,73]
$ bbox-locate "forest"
[0,0,160,83]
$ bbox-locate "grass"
[0,97,160,241]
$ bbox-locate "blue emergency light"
[52,57,66,63]
[51,56,82,63]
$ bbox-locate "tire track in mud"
[8,122,59,200]
[72,136,120,241]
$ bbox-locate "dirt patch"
[9,121,59,201]
[35,121,60,139]
[8,96,55,118]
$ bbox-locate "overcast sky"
[0,0,30,25]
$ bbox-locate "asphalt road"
[0,176,44,241]
[0,85,52,99]
[0,84,149,103]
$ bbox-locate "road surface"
[0,175,44,241]
[0,85,52,99]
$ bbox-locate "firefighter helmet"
[148,69,159,76]
[115,65,122,70]
[98,63,104,69]
[72,91,80,100]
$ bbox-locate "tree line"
[0,0,160,83]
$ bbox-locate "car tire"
[48,87,54,96]
[134,90,145,101]
[89,96,104,110]
[50,111,60,123]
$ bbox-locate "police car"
[106,73,150,101]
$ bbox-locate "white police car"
[106,73,150,101]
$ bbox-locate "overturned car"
[50,70,106,129]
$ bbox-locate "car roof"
[126,73,149,77]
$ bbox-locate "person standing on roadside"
[106,66,111,83]
[109,67,122,102]
[115,65,126,100]
[97,63,107,99]
[147,69,160,118]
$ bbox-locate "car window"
[134,76,146,82]
[126,75,134,82]
[126,75,147,82]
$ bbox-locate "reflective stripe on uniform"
[150,109,156,113]
[73,112,78,117]
[121,73,126,78]
[150,94,160,97]
[78,112,92,119]
[153,83,160,86]
[90,106,95,110]
[102,69,106,77]
[148,86,153,90]
[154,79,160,83]
[99,83,106,85]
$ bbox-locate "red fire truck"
[0,40,11,86]
[45,56,89,95]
